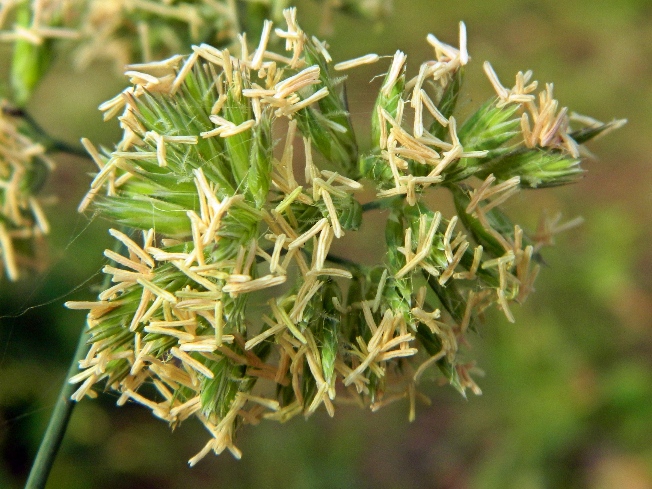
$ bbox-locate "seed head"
[0,101,53,280]
[67,10,624,465]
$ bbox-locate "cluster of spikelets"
[64,8,624,464]
[0,101,53,280]
[0,1,391,282]
[0,0,390,72]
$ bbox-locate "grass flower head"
[66,8,624,464]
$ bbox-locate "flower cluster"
[0,101,53,280]
[0,1,393,282]
[0,0,391,72]
[66,9,623,463]
[0,0,80,45]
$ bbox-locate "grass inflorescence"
[0,101,53,280]
[64,8,624,464]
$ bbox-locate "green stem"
[24,324,90,489]
[361,196,402,213]
[325,253,359,269]
[48,140,90,159]
[26,236,124,488]
[361,200,383,212]
[2,105,89,159]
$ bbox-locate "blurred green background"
[1,0,651,487]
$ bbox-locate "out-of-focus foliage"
[1,0,651,488]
